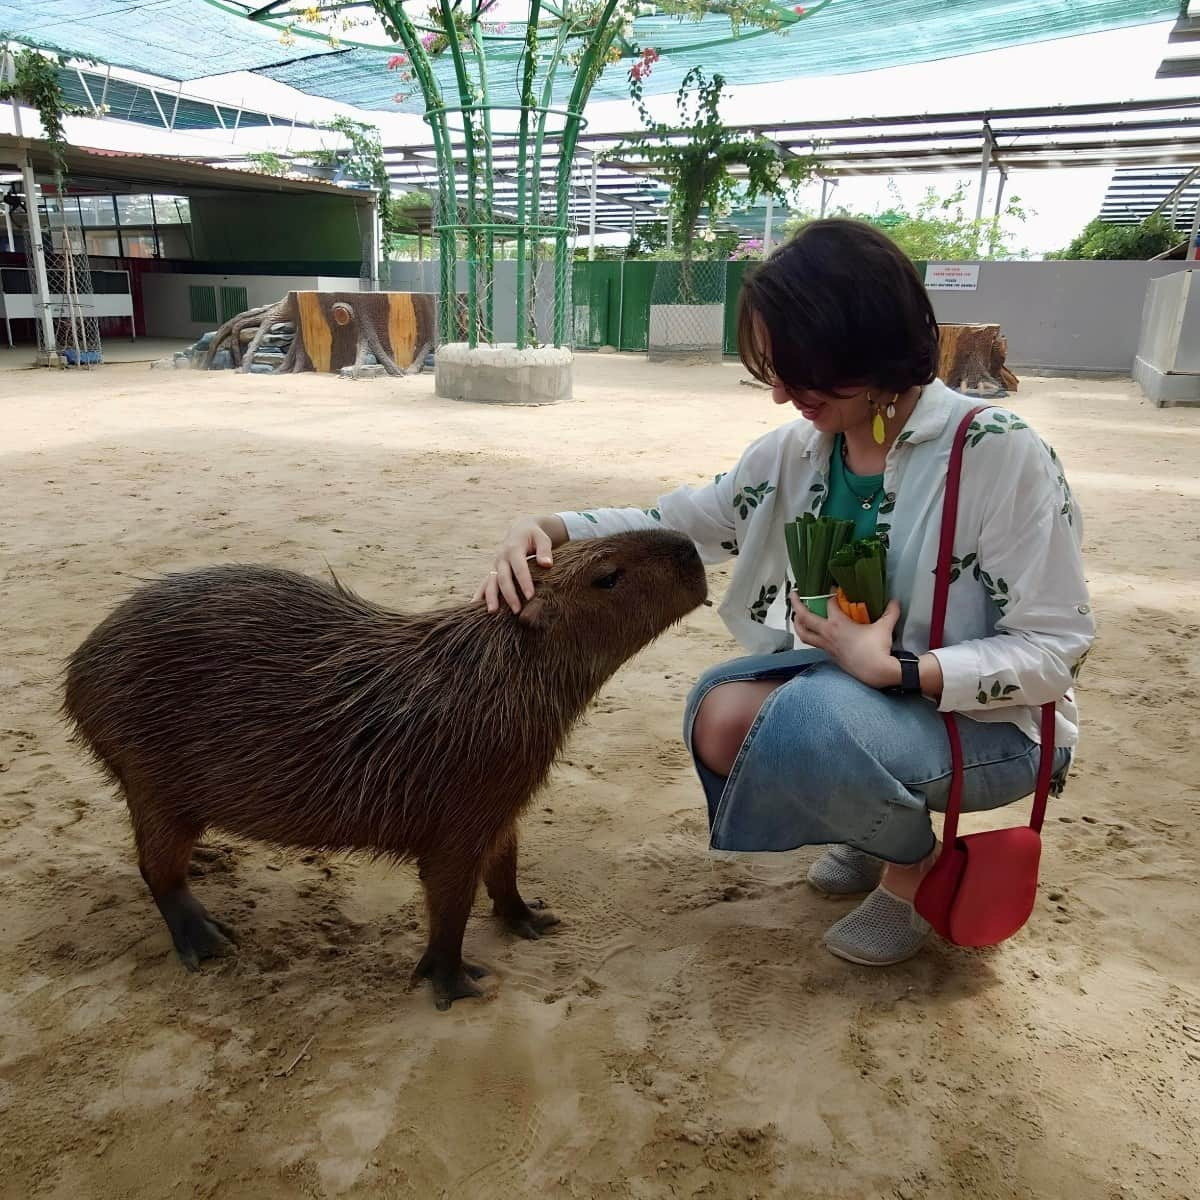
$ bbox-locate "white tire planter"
[434,342,573,405]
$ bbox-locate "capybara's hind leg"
[484,828,560,940]
[412,851,489,1011]
[135,814,236,971]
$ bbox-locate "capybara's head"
[516,530,707,673]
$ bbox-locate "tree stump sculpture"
[938,323,1019,397]
[201,291,435,377]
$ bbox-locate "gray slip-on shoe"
[823,886,932,966]
[806,845,884,896]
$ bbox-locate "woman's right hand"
[475,517,559,614]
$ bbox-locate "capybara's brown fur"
[63,530,707,1007]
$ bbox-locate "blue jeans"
[683,649,1072,865]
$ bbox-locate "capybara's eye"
[592,569,625,590]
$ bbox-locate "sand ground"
[1,354,1197,1200]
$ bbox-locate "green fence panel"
[573,257,767,356]
[571,261,621,349]
[723,260,753,355]
[618,261,656,352]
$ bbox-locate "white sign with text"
[925,263,980,291]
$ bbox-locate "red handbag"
[913,406,1060,948]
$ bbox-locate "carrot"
[836,588,871,625]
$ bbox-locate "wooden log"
[938,323,1019,397]
[290,291,436,374]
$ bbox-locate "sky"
[4,14,1187,256]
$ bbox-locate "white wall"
[140,273,362,339]
[385,260,557,345]
[927,261,1194,374]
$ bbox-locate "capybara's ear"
[517,595,551,628]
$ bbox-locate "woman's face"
[771,380,874,434]
[753,314,876,434]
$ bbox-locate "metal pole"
[150,88,169,130]
[616,258,625,351]
[1189,188,1200,262]
[588,152,597,262]
[819,178,830,218]
[666,195,673,249]
[149,193,161,258]
[4,45,23,138]
[20,153,57,355]
[370,198,382,289]
[763,191,774,254]
[988,166,1007,257]
[975,124,993,223]
[512,0,543,349]
[4,206,13,253]
[76,68,98,115]
[112,195,124,258]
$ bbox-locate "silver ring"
[489,570,499,575]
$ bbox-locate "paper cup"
[796,593,835,619]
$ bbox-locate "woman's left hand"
[790,593,903,690]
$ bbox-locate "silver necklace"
[839,437,885,511]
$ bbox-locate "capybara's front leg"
[413,851,489,1011]
[484,827,561,941]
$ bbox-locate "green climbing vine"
[310,116,405,259]
[0,47,85,177]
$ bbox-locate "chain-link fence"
[647,258,727,362]
[23,210,103,367]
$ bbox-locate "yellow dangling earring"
[871,396,886,445]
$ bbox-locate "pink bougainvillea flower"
[793,4,806,12]
[388,54,408,69]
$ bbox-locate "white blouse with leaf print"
[559,379,1095,748]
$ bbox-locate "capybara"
[63,530,707,1008]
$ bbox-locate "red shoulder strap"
[932,405,1057,842]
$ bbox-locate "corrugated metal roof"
[0,135,376,200]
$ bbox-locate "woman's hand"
[475,517,565,614]
[790,593,903,690]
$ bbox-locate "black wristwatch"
[886,651,922,696]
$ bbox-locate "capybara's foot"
[156,890,238,971]
[412,950,490,1011]
[496,898,561,941]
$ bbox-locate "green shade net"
[256,0,1178,113]
[0,0,337,79]
[1,0,1178,113]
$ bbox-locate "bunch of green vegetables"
[828,536,888,623]
[785,514,855,597]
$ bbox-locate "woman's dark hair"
[736,218,939,395]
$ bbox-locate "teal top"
[821,434,883,540]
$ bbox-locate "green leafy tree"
[610,67,817,294]
[783,182,1030,261]
[1049,215,1177,260]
